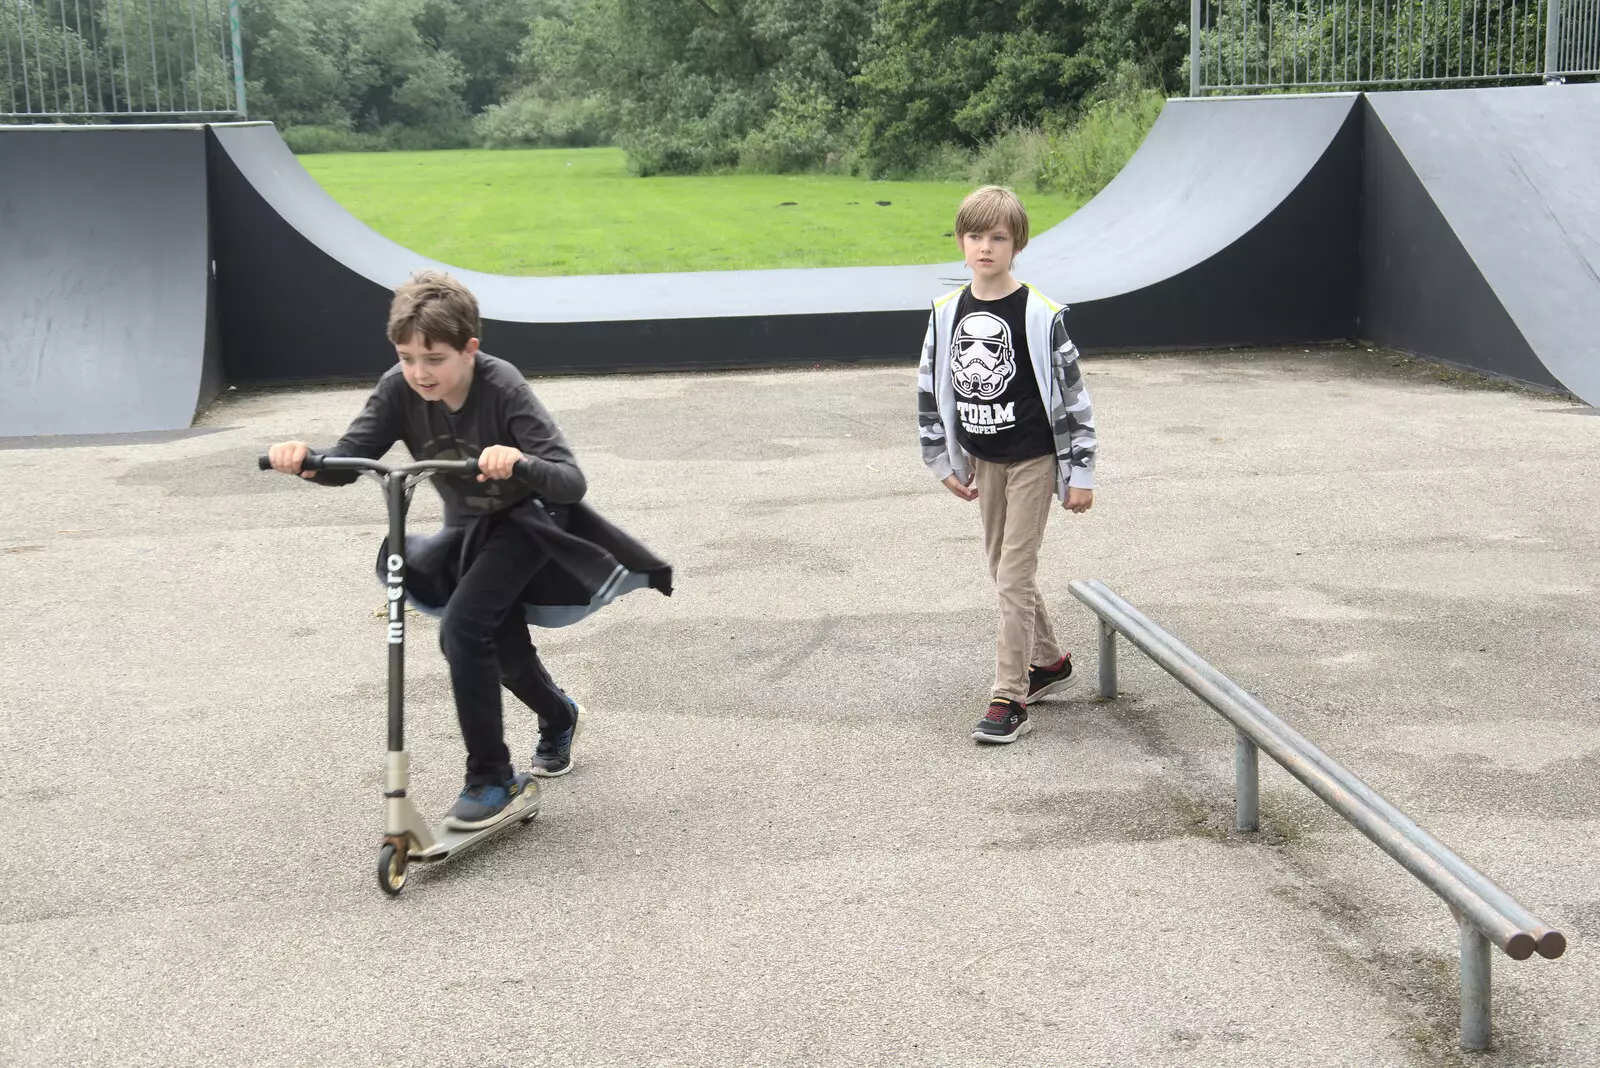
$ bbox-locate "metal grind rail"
[1068,579,1565,1051]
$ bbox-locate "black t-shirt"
[951,285,1053,463]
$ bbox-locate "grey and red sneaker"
[1027,653,1077,702]
[972,697,1032,744]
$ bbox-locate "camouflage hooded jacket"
[917,282,1098,500]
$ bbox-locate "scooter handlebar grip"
[258,451,324,472]
[512,458,535,480]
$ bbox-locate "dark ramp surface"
[0,126,220,437]
[1363,85,1600,404]
[209,94,1358,382]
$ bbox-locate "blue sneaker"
[530,696,581,778]
[444,774,530,831]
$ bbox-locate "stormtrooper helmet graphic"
[950,311,1016,400]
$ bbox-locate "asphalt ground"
[1,349,1595,1066]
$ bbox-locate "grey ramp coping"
[0,127,221,437]
[1366,84,1600,404]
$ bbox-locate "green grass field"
[299,147,1083,276]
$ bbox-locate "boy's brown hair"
[388,270,481,350]
[955,185,1031,256]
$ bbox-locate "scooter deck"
[409,789,541,863]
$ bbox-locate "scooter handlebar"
[258,453,531,479]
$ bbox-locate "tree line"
[242,0,1191,175]
[7,0,1547,178]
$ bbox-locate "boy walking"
[268,271,670,827]
[917,186,1098,744]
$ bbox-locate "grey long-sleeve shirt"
[316,354,586,527]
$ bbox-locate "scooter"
[259,450,543,896]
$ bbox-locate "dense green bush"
[903,64,1165,199]
[736,89,856,174]
[471,92,611,149]
[522,0,875,176]
[966,127,1052,189]
[281,123,471,154]
[1035,65,1167,198]
[852,0,1185,176]
[280,125,383,154]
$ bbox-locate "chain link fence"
[1,0,244,119]
[1191,0,1600,94]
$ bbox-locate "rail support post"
[1460,918,1492,1051]
[1097,620,1118,698]
[1235,733,1259,831]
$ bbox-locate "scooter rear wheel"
[378,842,408,896]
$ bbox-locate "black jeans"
[438,518,575,786]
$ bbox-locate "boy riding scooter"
[267,271,671,833]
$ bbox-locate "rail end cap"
[1537,930,1567,960]
[1505,932,1536,961]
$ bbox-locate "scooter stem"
[384,473,409,753]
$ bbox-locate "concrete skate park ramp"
[207,93,1360,383]
[0,126,222,438]
[1026,93,1361,349]
[1361,85,1600,404]
[7,86,1597,436]
[207,123,943,383]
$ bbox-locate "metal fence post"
[229,0,247,116]
[1190,0,1202,95]
[1235,733,1259,831]
[1460,918,1492,1050]
[1097,620,1118,698]
[1545,0,1564,79]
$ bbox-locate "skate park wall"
[2,84,1597,438]
[0,125,223,438]
[1359,85,1600,402]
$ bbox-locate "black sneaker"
[444,773,532,831]
[530,696,581,778]
[1028,653,1077,702]
[972,697,1032,744]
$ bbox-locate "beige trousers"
[973,453,1062,702]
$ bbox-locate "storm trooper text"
[957,401,1017,434]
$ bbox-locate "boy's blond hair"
[955,185,1030,256]
[388,270,481,350]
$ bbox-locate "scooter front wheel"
[378,842,408,896]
